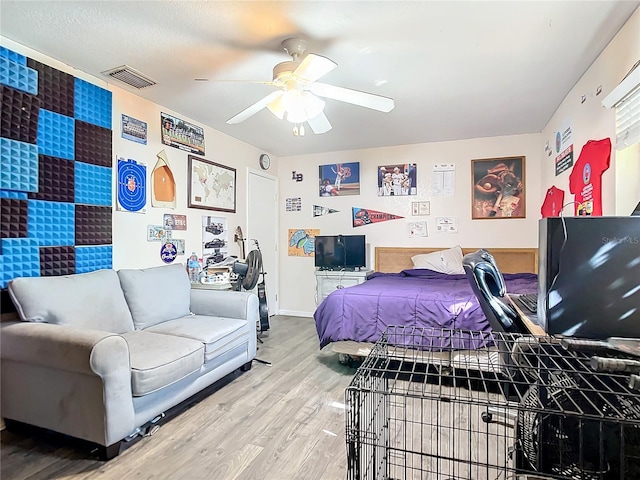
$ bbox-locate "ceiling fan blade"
[307,111,332,134]
[266,94,286,120]
[226,90,284,124]
[309,83,395,112]
[293,54,337,83]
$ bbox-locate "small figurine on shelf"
[187,252,200,283]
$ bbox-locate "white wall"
[278,134,541,316]
[1,37,276,271]
[110,85,271,269]
[539,6,640,216]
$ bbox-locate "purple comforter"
[313,269,537,349]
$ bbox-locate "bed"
[314,246,538,355]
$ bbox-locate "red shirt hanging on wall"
[541,185,565,217]
[568,138,611,216]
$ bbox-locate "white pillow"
[411,246,465,275]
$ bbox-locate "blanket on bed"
[314,269,537,349]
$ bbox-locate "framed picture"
[188,155,236,212]
[471,156,525,219]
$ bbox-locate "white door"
[247,168,278,315]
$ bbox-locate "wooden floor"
[1,316,356,480]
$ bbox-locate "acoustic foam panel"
[0,85,40,143]
[0,47,113,295]
[0,56,37,95]
[28,155,75,203]
[26,58,74,117]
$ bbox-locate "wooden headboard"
[375,247,538,274]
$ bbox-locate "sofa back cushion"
[118,263,191,330]
[8,269,135,333]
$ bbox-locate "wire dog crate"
[345,326,640,480]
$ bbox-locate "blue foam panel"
[36,109,74,159]
[75,245,112,273]
[74,78,112,129]
[0,190,28,199]
[28,200,75,246]
[0,138,38,192]
[0,56,37,94]
[75,162,112,206]
[0,238,40,288]
[0,47,26,65]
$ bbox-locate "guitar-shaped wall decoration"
[234,226,246,260]
[254,239,270,333]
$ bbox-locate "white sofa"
[1,263,258,459]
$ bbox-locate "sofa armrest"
[190,289,259,323]
[1,322,129,375]
[1,322,135,446]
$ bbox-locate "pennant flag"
[352,207,404,227]
[313,205,339,217]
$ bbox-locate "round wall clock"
[259,153,271,170]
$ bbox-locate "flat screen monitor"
[314,235,366,270]
[538,217,640,339]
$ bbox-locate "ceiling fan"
[225,38,395,135]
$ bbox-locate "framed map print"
[188,155,236,212]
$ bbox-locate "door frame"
[246,167,279,315]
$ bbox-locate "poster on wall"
[121,114,147,144]
[352,207,404,227]
[202,216,229,266]
[319,162,360,196]
[288,229,318,257]
[161,112,205,155]
[471,156,525,219]
[554,120,574,176]
[116,157,147,213]
[432,163,455,196]
[378,163,417,196]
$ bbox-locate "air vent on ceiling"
[102,65,156,89]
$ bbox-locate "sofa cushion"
[118,264,191,330]
[8,269,135,333]
[121,331,204,396]
[146,315,249,364]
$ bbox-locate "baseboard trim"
[277,310,314,318]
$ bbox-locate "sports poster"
[161,112,205,155]
[319,162,360,196]
[121,114,147,144]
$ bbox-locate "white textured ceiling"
[1,1,638,157]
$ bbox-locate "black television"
[538,217,640,339]
[314,235,366,270]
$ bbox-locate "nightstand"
[315,269,373,305]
